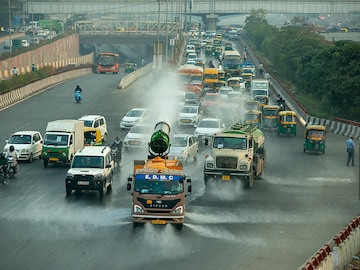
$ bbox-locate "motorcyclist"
[74,85,82,93]
[5,145,19,173]
[111,136,123,162]
[0,153,8,178]
[276,95,285,109]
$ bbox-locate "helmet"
[76,85,79,88]
[9,145,15,152]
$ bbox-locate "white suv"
[78,115,108,142]
[65,146,114,196]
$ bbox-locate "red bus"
[97,52,120,74]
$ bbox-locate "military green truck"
[204,123,266,188]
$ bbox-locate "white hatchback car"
[178,104,202,127]
[78,115,108,142]
[194,118,226,143]
[168,134,199,162]
[123,124,153,150]
[3,131,43,162]
[120,108,148,129]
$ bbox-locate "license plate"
[129,141,140,145]
[222,175,230,181]
[77,181,89,185]
[181,119,191,123]
[49,158,58,161]
[152,220,167,225]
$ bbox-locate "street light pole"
[8,0,12,54]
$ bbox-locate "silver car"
[168,134,199,162]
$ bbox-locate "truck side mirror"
[204,138,208,146]
[188,184,192,193]
[126,182,131,191]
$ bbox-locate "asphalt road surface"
[0,67,358,270]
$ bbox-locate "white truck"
[250,79,269,98]
[42,120,84,167]
[203,123,266,189]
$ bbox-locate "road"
[0,65,358,270]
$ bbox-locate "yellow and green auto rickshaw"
[227,77,241,91]
[205,45,213,56]
[245,100,261,112]
[278,111,297,136]
[262,105,280,129]
[125,62,137,74]
[303,125,326,154]
[84,127,103,146]
[214,80,226,91]
[217,70,226,82]
[244,110,263,127]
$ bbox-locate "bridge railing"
[76,20,180,35]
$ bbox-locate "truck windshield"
[44,134,68,146]
[213,137,247,150]
[134,179,184,195]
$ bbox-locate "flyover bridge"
[26,1,360,17]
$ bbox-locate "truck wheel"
[204,175,209,185]
[43,159,48,167]
[66,189,72,196]
[175,224,183,231]
[102,133,107,143]
[245,171,254,189]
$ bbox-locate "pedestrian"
[346,136,355,166]
[12,66,18,77]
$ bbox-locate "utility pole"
[8,0,12,54]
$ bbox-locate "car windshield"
[171,137,188,147]
[180,106,197,113]
[72,156,104,168]
[127,110,144,117]
[44,134,69,146]
[135,179,184,195]
[82,120,93,127]
[213,137,247,150]
[199,120,219,128]
[8,134,31,144]
[130,125,151,134]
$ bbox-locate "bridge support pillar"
[204,14,218,31]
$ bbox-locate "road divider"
[0,67,92,110]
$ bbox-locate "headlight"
[134,204,144,213]
[67,172,75,178]
[94,173,103,180]
[22,149,29,153]
[240,165,247,170]
[173,206,183,214]
[206,163,214,168]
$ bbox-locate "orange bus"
[177,64,204,96]
[97,52,120,74]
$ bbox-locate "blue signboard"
[136,174,183,181]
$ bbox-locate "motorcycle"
[277,99,286,111]
[111,146,122,166]
[74,90,82,103]
[0,164,7,184]
[7,156,19,179]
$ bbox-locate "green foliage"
[244,11,360,121]
[0,65,54,93]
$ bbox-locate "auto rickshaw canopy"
[125,62,137,73]
[305,125,326,140]
[263,105,280,116]
[278,111,297,123]
[84,127,103,146]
